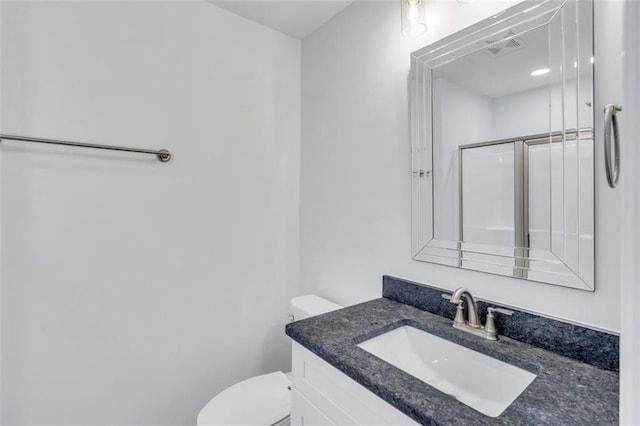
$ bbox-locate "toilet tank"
[289,295,342,321]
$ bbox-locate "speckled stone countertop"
[285,298,619,425]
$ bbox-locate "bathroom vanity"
[287,0,621,423]
[285,277,619,425]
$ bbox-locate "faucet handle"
[442,293,466,324]
[488,307,514,316]
[485,307,514,340]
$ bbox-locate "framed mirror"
[410,0,595,290]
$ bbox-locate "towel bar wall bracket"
[0,134,172,162]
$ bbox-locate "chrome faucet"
[450,287,481,328]
[442,287,513,341]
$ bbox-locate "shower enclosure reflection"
[459,129,594,284]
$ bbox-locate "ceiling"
[434,2,592,100]
[435,24,554,99]
[209,1,356,39]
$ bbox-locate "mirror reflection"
[411,0,594,290]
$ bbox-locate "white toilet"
[197,295,343,426]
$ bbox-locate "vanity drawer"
[291,342,418,426]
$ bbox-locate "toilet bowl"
[197,295,342,426]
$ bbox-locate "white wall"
[301,0,622,332]
[0,0,3,420]
[432,78,493,242]
[491,78,594,139]
[1,2,300,425]
[620,0,640,421]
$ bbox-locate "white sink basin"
[357,325,536,417]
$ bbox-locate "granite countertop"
[285,297,619,425]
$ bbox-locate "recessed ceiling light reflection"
[530,68,550,76]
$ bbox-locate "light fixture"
[401,0,427,38]
[530,68,550,76]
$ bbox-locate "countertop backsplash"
[382,275,619,372]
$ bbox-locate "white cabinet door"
[291,343,419,426]
[291,389,337,426]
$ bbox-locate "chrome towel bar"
[0,134,172,162]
